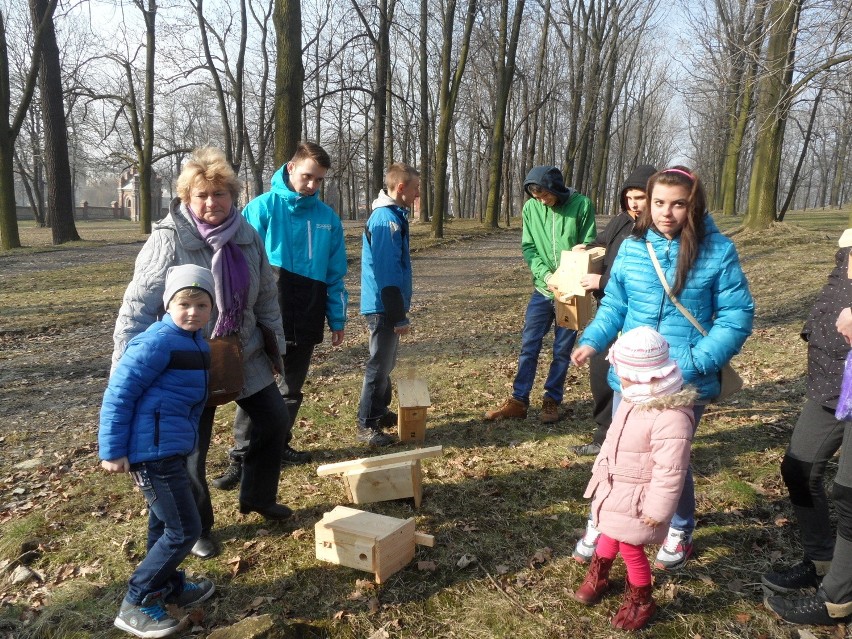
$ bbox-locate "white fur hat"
[163,264,215,308]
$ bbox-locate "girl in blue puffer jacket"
[570,167,754,574]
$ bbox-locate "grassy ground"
[1,210,851,638]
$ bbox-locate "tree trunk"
[274,0,304,165]
[30,0,79,244]
[418,0,430,222]
[744,0,801,230]
[483,0,525,228]
[778,86,823,220]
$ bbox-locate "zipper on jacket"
[154,411,161,447]
[307,221,313,261]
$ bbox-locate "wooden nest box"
[315,505,434,583]
[550,247,605,330]
[396,371,431,443]
[316,445,443,508]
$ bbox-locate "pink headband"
[663,168,694,181]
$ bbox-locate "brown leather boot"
[611,581,657,630]
[573,553,614,605]
[540,396,560,423]
[484,397,528,420]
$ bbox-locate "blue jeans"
[512,290,577,405]
[611,393,705,534]
[126,456,201,605]
[358,313,400,428]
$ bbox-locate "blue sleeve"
[367,210,407,324]
[242,199,269,243]
[325,219,349,331]
[691,242,754,373]
[98,336,169,461]
[579,251,628,352]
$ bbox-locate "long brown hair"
[632,166,707,296]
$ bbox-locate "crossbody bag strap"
[645,241,708,338]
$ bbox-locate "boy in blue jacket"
[99,265,217,637]
[357,162,420,446]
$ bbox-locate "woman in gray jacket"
[112,147,294,560]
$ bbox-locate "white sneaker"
[573,520,601,564]
[654,527,694,571]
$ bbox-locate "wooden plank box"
[550,247,606,298]
[555,294,594,331]
[315,506,434,583]
[397,377,431,443]
[316,446,443,508]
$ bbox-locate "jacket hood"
[269,165,322,212]
[371,190,398,212]
[632,386,699,411]
[523,166,575,206]
[619,164,657,211]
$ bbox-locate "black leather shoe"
[190,536,219,559]
[281,446,312,466]
[239,502,293,521]
[211,461,241,490]
[377,411,398,430]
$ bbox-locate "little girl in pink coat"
[574,326,696,630]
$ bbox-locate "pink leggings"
[596,533,652,586]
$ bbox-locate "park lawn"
[0,208,851,638]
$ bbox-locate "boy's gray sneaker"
[761,560,821,594]
[357,426,397,447]
[654,528,694,571]
[573,519,601,564]
[114,594,179,638]
[166,577,215,608]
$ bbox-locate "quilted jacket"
[584,388,696,545]
[111,201,284,399]
[99,314,209,464]
[578,216,754,401]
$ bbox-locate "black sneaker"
[165,577,215,608]
[761,560,820,594]
[356,426,397,447]
[281,445,312,465]
[572,442,602,456]
[377,411,398,430]
[765,587,852,625]
[211,461,241,490]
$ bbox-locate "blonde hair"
[385,162,419,192]
[176,147,242,203]
[168,287,213,307]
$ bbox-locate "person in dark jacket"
[357,162,419,446]
[100,265,217,637]
[572,164,656,456]
[764,245,852,625]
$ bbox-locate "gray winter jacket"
[111,201,285,399]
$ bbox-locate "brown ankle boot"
[573,553,614,605]
[611,581,657,630]
[484,397,528,420]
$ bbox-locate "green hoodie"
[521,192,596,298]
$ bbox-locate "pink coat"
[584,389,696,546]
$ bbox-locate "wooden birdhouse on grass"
[396,368,431,443]
[314,506,434,583]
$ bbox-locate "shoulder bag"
[646,242,744,402]
[206,333,244,406]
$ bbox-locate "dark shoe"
[611,582,657,630]
[281,445,312,465]
[484,397,528,421]
[572,442,602,456]
[239,502,293,521]
[377,411,398,430]
[761,560,823,594]
[211,461,241,491]
[573,553,614,605]
[190,536,218,560]
[765,586,852,625]
[356,426,397,447]
[540,396,560,424]
[165,577,215,608]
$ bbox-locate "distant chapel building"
[118,167,164,221]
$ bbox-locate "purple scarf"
[189,205,250,337]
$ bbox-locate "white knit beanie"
[163,264,216,309]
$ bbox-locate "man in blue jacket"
[357,162,419,446]
[212,142,348,490]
